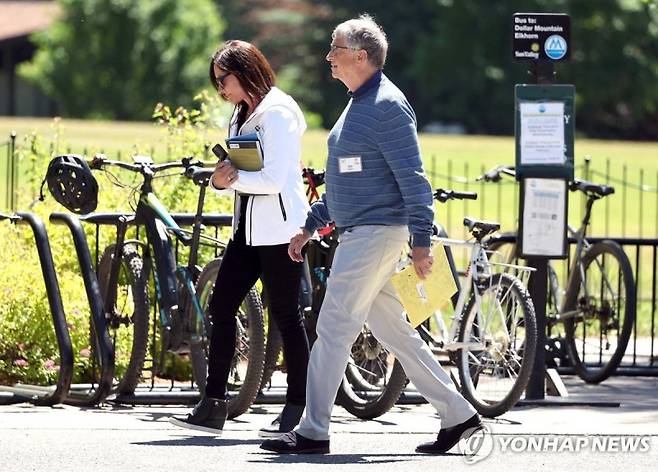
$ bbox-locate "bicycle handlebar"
[302,167,325,187]
[477,164,614,197]
[476,165,516,182]
[90,154,204,174]
[433,188,478,203]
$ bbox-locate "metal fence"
[425,155,658,240]
[4,132,658,373]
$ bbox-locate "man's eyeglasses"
[328,44,357,54]
[216,72,231,89]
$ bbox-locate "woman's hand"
[211,160,239,188]
[288,228,312,262]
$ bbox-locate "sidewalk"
[1,375,657,471]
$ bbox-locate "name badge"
[338,156,362,173]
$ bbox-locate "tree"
[19,0,224,120]
[303,0,658,138]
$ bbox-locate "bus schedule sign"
[513,13,570,62]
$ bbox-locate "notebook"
[225,133,264,171]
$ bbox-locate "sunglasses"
[216,71,231,89]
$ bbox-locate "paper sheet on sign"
[519,101,565,165]
[391,244,458,328]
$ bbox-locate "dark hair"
[209,40,276,128]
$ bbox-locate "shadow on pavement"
[249,451,461,464]
[131,436,263,447]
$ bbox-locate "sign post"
[513,13,573,400]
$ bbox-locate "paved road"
[1,375,657,471]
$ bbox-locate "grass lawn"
[2,116,657,236]
[1,116,657,337]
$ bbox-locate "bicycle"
[88,154,265,418]
[399,189,538,417]
[479,165,636,384]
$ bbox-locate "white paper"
[338,156,362,173]
[522,178,566,257]
[519,102,565,165]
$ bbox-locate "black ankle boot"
[169,397,227,435]
[258,403,305,438]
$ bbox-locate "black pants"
[205,198,309,405]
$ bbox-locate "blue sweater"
[304,71,434,247]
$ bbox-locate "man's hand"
[211,160,239,188]
[412,246,433,280]
[288,228,312,262]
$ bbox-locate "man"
[261,14,481,455]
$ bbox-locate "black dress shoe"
[260,431,330,454]
[416,414,483,454]
[258,403,305,438]
[169,397,227,435]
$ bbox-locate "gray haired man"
[261,14,481,455]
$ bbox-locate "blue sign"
[544,35,567,60]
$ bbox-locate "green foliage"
[218,0,658,138]
[0,210,95,385]
[19,0,225,120]
[296,0,658,138]
[0,92,235,385]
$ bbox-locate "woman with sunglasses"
[170,40,311,437]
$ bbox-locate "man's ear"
[357,49,368,64]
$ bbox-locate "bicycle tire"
[186,257,266,419]
[97,244,150,395]
[260,311,283,390]
[457,273,537,417]
[335,327,409,419]
[562,240,635,384]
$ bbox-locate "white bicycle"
[409,188,538,417]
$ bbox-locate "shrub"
[0,92,234,386]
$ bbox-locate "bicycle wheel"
[187,257,266,419]
[562,240,635,384]
[260,308,283,390]
[97,244,150,395]
[335,325,408,419]
[457,273,537,417]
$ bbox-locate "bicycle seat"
[463,217,500,238]
[570,179,614,197]
[187,167,214,186]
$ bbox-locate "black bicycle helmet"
[39,154,98,214]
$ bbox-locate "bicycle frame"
[422,236,492,352]
[417,231,537,357]
[99,158,220,348]
[559,196,625,331]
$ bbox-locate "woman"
[170,40,311,437]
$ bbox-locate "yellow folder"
[391,244,459,328]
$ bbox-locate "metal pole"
[10,131,16,212]
[525,60,554,401]
[5,138,9,211]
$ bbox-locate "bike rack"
[0,212,74,406]
[80,212,233,406]
[0,212,453,408]
[49,213,115,406]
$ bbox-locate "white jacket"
[210,87,310,246]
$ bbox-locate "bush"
[0,92,234,386]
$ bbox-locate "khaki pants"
[296,225,476,441]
